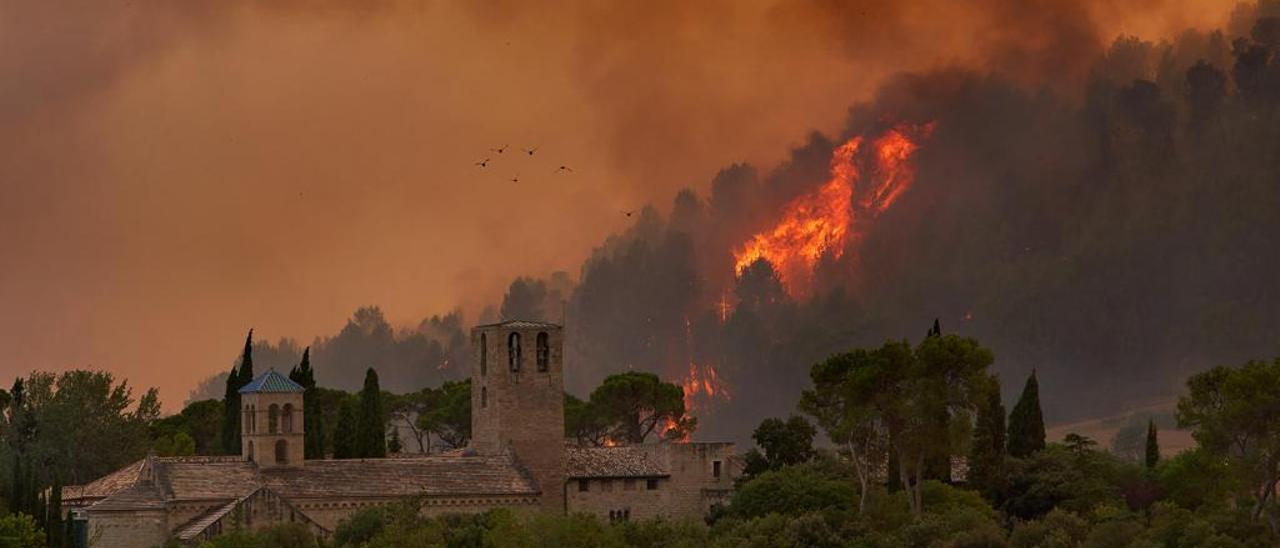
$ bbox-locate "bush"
[726,463,857,519]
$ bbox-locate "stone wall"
[565,476,669,521]
[87,510,167,548]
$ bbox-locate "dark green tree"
[1145,419,1159,469]
[221,328,254,455]
[417,380,472,450]
[221,364,241,455]
[564,393,610,447]
[1008,371,1046,458]
[387,426,402,454]
[356,368,386,458]
[586,371,695,443]
[332,399,358,459]
[741,416,817,477]
[968,377,1007,500]
[289,347,325,460]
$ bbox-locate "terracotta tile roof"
[259,454,540,498]
[64,459,146,503]
[87,482,166,512]
[565,446,668,479]
[152,458,261,501]
[84,453,538,515]
[239,369,304,394]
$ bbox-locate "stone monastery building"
[63,320,739,547]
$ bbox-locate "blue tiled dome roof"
[238,369,304,394]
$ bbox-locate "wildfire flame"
[732,122,935,296]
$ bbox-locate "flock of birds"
[474,144,574,185]
[473,144,636,218]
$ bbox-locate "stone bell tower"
[470,320,565,513]
[239,369,306,468]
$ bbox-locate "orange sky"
[0,0,1239,410]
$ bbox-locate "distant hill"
[1046,399,1195,460]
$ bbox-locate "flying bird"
[522,147,538,156]
[510,173,520,183]
[475,158,490,168]
[554,165,573,174]
[491,145,508,154]
[622,210,636,217]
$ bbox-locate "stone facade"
[564,442,739,523]
[65,320,738,547]
[471,321,566,514]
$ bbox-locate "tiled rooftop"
[238,369,305,394]
[565,446,668,479]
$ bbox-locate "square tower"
[471,320,565,512]
[239,369,306,468]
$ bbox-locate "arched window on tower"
[275,440,288,465]
[251,405,257,433]
[508,332,522,372]
[248,440,255,462]
[244,405,251,434]
[282,403,294,433]
[480,333,488,376]
[481,386,487,408]
[268,404,279,434]
[536,332,550,372]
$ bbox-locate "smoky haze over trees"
[492,2,1280,442]
[177,3,1280,444]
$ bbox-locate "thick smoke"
[501,2,1280,443]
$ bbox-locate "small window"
[624,479,635,491]
[282,403,294,433]
[268,404,280,434]
[624,509,630,521]
[646,478,659,490]
[578,479,589,492]
[536,332,550,372]
[248,441,255,462]
[275,439,288,465]
[480,333,487,376]
[508,332,522,372]
[481,387,487,408]
[713,460,722,479]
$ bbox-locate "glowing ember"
[732,123,935,296]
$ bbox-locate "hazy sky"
[0,0,1236,410]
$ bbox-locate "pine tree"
[1007,371,1046,458]
[290,347,325,460]
[968,381,1007,500]
[332,399,357,459]
[1145,419,1160,469]
[357,368,386,458]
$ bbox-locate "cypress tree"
[221,364,241,455]
[290,347,325,460]
[968,380,1007,500]
[47,476,62,548]
[357,368,386,458]
[221,328,255,455]
[1007,371,1046,458]
[1145,419,1160,469]
[236,329,255,388]
[332,399,357,459]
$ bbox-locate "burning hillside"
[733,123,935,297]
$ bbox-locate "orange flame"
[733,137,859,294]
[732,122,934,296]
